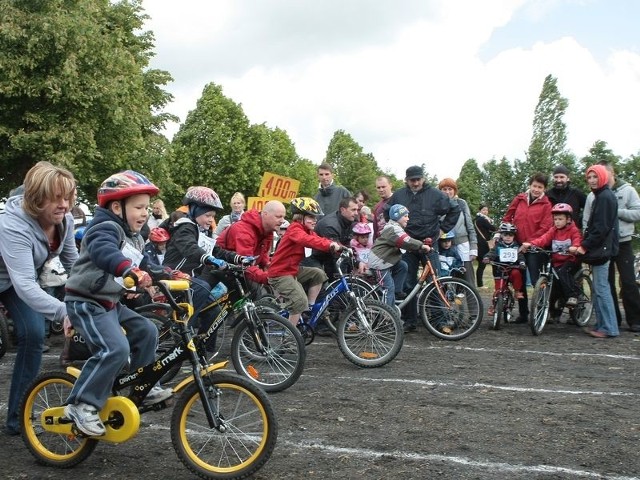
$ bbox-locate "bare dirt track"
[2,297,640,480]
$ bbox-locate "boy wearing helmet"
[267,197,342,326]
[368,204,431,308]
[145,227,170,265]
[482,223,527,316]
[64,171,171,436]
[521,203,583,309]
[437,231,463,277]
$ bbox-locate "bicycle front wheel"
[21,372,98,467]
[493,294,504,330]
[171,372,277,480]
[232,311,305,392]
[530,276,552,335]
[336,300,403,368]
[324,277,381,333]
[571,271,594,327]
[419,278,483,340]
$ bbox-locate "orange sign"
[247,197,274,211]
[258,172,299,202]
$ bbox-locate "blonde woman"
[214,192,245,237]
[147,199,169,229]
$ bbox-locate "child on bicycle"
[64,171,172,436]
[521,203,582,308]
[267,197,342,326]
[350,222,373,265]
[145,227,170,265]
[483,222,527,316]
[368,204,431,307]
[438,231,463,277]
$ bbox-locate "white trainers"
[64,402,105,436]
[565,297,578,307]
[143,385,173,406]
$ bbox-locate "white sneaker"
[565,297,578,307]
[143,385,173,406]
[64,402,105,436]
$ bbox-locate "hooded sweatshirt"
[583,176,640,242]
[581,165,619,261]
[0,196,77,321]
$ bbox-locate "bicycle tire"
[20,371,98,467]
[170,371,277,480]
[336,300,403,368]
[231,311,305,392]
[418,278,483,340]
[571,271,594,327]
[0,308,9,359]
[142,311,184,384]
[324,277,381,333]
[530,276,551,335]
[493,294,504,330]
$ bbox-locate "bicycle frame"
[396,254,454,311]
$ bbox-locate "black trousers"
[608,241,640,328]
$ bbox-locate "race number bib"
[498,247,518,263]
[115,242,145,289]
[198,232,216,256]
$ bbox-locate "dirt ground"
[1,289,640,480]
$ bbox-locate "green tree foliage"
[0,0,175,198]
[480,157,519,220]
[324,130,381,197]
[456,159,483,213]
[525,74,569,176]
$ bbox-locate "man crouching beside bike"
[63,171,172,436]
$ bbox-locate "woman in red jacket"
[502,172,553,322]
[267,197,342,326]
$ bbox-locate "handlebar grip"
[123,277,136,289]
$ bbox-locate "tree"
[456,159,483,213]
[480,157,518,220]
[0,0,176,198]
[525,74,569,176]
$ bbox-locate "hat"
[437,178,458,193]
[586,164,609,190]
[389,204,409,221]
[405,166,424,180]
[553,165,570,175]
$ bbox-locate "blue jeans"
[0,287,46,434]
[402,249,440,325]
[190,276,220,352]
[592,261,619,336]
[374,260,408,307]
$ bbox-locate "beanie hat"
[437,178,458,194]
[389,204,409,221]
[189,203,215,219]
[405,166,424,180]
[586,165,609,190]
[553,165,570,175]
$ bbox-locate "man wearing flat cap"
[386,165,461,332]
[546,164,587,227]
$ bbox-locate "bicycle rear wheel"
[336,300,403,368]
[419,278,483,340]
[231,311,305,392]
[171,372,277,479]
[571,271,594,327]
[21,372,98,467]
[324,277,381,333]
[530,276,551,335]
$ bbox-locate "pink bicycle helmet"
[97,171,159,207]
[551,203,573,215]
[352,222,372,235]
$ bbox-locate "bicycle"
[528,247,594,335]
[259,248,403,368]
[20,277,278,480]
[142,262,306,393]
[486,261,521,330]
[377,251,483,340]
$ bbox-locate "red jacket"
[216,209,272,284]
[530,222,582,267]
[267,221,332,278]
[503,192,553,244]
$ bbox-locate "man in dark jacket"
[546,164,587,227]
[314,163,351,216]
[386,165,461,332]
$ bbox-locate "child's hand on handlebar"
[203,255,227,270]
[123,267,152,288]
[330,242,342,252]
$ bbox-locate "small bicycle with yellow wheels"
[19,278,278,480]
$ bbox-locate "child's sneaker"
[143,385,173,406]
[515,291,525,299]
[64,402,105,436]
[487,305,495,316]
[565,297,578,307]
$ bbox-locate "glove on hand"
[240,256,257,266]
[205,256,227,270]
[126,267,152,288]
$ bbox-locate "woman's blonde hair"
[230,192,246,208]
[22,161,76,218]
[152,199,169,219]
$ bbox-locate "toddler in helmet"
[437,231,463,277]
[483,222,527,315]
[267,197,342,326]
[350,222,373,265]
[521,203,583,309]
[145,227,170,265]
[64,171,172,436]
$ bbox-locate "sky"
[141,0,640,181]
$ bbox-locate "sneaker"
[515,291,525,300]
[143,385,173,406]
[441,326,453,334]
[565,297,578,307]
[487,306,495,316]
[64,402,105,436]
